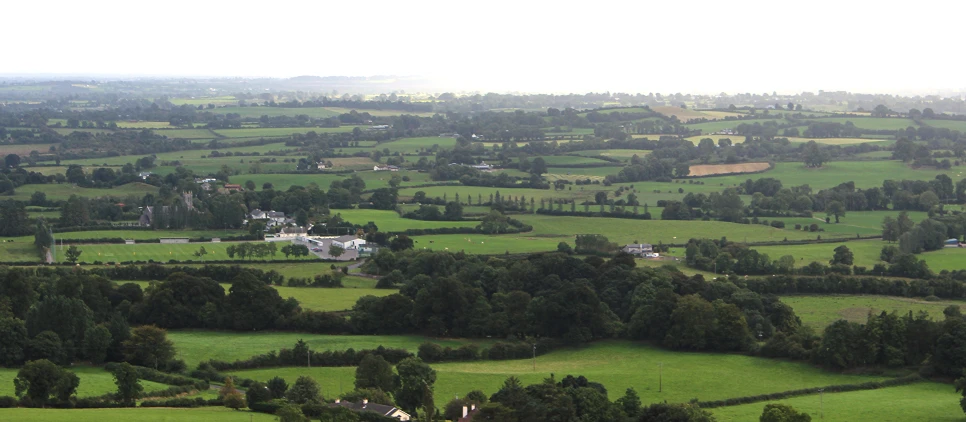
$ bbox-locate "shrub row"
[696,374,923,408]
[104,362,208,390]
[417,339,562,363]
[536,208,653,220]
[740,274,966,299]
[141,397,223,408]
[50,234,262,245]
[203,345,412,371]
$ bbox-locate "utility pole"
[658,362,663,393]
[819,388,824,419]
[532,344,536,371]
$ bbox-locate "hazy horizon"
[6,0,966,95]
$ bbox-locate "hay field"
[688,162,771,176]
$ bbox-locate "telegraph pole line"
[658,362,663,393]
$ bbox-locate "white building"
[332,235,366,250]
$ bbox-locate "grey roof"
[330,401,403,417]
[334,235,358,242]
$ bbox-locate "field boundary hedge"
[696,374,923,408]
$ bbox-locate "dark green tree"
[122,325,174,368]
[82,324,112,364]
[395,357,437,415]
[112,362,142,406]
[830,245,854,266]
[760,403,812,422]
[354,354,395,392]
[65,245,83,264]
[15,359,79,404]
[286,375,322,404]
[0,316,27,366]
[267,376,289,399]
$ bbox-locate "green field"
[154,128,217,139]
[334,209,478,232]
[129,278,387,313]
[806,117,917,131]
[230,340,890,405]
[918,247,966,272]
[168,330,489,368]
[51,242,320,264]
[406,216,830,256]
[213,127,360,138]
[0,366,169,398]
[381,136,458,154]
[711,382,961,422]
[781,295,965,329]
[573,149,651,160]
[777,210,928,237]
[0,408,276,422]
[695,161,963,190]
[273,285,393,311]
[10,182,158,201]
[206,106,340,119]
[752,240,885,268]
[515,214,822,244]
[922,119,966,132]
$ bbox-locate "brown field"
[0,143,58,156]
[328,157,376,168]
[688,162,771,176]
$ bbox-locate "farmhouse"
[621,243,653,256]
[222,184,243,192]
[317,162,327,170]
[332,235,366,249]
[331,399,410,421]
[138,192,197,227]
[374,165,400,172]
[138,172,153,180]
[249,209,267,220]
[368,124,391,131]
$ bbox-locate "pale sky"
[5,0,965,94]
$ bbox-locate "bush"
[0,396,17,408]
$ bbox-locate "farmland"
[0,366,169,398]
[167,330,489,368]
[781,295,965,329]
[51,242,321,264]
[6,76,966,422]
[711,382,961,422]
[0,408,277,422]
[229,340,891,405]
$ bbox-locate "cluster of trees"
[795,307,966,379]
[446,374,724,422]
[883,212,966,255]
[402,202,463,221]
[225,242,278,260]
[354,249,804,351]
[738,174,962,218]
[662,189,746,222]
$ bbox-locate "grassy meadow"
[695,160,965,190]
[230,340,891,405]
[711,382,961,422]
[52,242,321,264]
[9,182,158,201]
[0,408,276,422]
[781,295,965,329]
[0,366,169,398]
[167,330,490,368]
